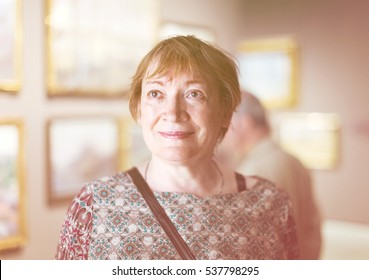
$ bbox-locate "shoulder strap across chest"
[235,172,247,192]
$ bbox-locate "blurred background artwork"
[0,0,369,259]
[46,116,121,204]
[237,37,298,109]
[276,113,341,170]
[0,0,21,92]
[45,0,160,97]
[0,120,26,251]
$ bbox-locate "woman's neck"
[137,156,225,198]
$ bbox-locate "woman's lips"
[159,131,194,139]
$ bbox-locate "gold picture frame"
[45,0,160,98]
[46,116,123,204]
[0,119,26,251]
[277,113,341,170]
[0,0,22,93]
[237,37,299,109]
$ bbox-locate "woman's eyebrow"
[143,79,205,86]
[143,80,164,86]
[185,80,206,86]
[186,80,202,84]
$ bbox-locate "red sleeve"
[282,206,300,259]
[274,189,299,260]
[253,176,299,259]
[55,184,93,260]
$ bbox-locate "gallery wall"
[1,0,368,260]
[234,0,369,224]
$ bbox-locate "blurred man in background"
[218,92,322,259]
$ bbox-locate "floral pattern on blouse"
[56,172,298,260]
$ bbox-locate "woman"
[56,36,298,260]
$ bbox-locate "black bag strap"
[127,167,196,260]
[235,172,247,192]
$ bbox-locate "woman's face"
[139,66,227,164]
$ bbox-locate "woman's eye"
[187,90,205,100]
[148,90,162,98]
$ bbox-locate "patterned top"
[55,171,298,260]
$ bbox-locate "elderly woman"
[56,36,298,260]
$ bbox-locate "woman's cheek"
[140,106,160,126]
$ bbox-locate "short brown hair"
[129,35,241,140]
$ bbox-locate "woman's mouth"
[159,131,194,139]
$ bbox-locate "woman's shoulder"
[75,170,137,202]
[242,174,291,204]
[239,174,294,226]
[245,174,277,189]
[85,170,134,189]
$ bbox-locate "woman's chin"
[152,148,200,163]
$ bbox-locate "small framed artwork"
[0,0,22,93]
[0,119,26,251]
[120,117,151,169]
[45,0,160,97]
[158,21,216,43]
[277,113,341,170]
[46,116,122,204]
[237,37,299,109]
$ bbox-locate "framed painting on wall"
[0,119,26,251]
[158,21,216,43]
[46,116,122,204]
[0,0,22,93]
[277,113,341,170]
[45,0,160,97]
[237,37,299,109]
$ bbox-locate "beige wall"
[235,0,369,224]
[1,0,368,260]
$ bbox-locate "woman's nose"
[163,96,189,122]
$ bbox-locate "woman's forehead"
[144,61,209,82]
